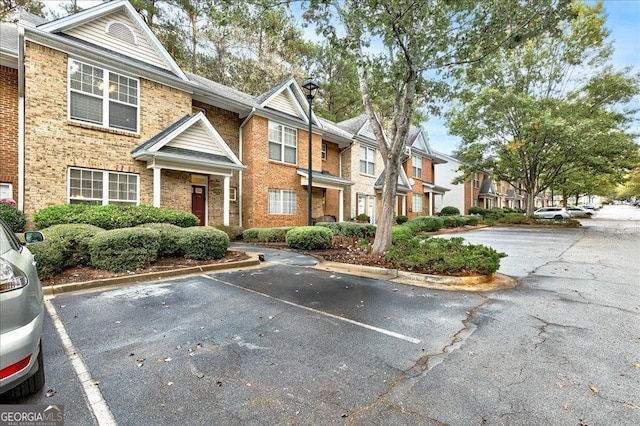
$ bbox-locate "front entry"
[191,185,206,226]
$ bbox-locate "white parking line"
[45,298,117,426]
[202,275,421,344]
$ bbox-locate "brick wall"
[22,43,192,225]
[0,66,18,200]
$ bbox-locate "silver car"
[533,206,571,220]
[0,218,45,399]
[566,206,594,218]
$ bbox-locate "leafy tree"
[448,1,640,215]
[305,0,571,254]
[0,0,44,21]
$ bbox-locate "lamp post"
[302,77,319,226]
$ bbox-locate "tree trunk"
[371,163,398,255]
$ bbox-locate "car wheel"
[553,215,563,220]
[2,341,45,400]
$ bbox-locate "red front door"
[191,185,206,226]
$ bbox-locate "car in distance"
[565,206,594,218]
[0,218,46,399]
[533,206,571,220]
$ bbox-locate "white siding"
[167,122,226,156]
[435,157,466,213]
[64,11,171,71]
[267,91,302,118]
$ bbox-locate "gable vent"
[106,21,138,45]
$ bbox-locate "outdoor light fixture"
[302,78,319,225]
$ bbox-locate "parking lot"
[6,205,640,425]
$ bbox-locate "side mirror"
[23,231,44,244]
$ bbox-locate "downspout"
[17,26,25,212]
[238,108,255,228]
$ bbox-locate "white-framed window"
[359,146,375,175]
[268,121,297,165]
[229,187,237,201]
[412,194,423,213]
[68,59,139,132]
[412,154,422,179]
[68,167,138,205]
[0,183,12,200]
[321,143,327,160]
[473,173,480,188]
[268,189,296,214]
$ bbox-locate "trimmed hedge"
[386,236,507,275]
[391,225,415,244]
[257,227,293,243]
[88,227,160,272]
[395,215,409,225]
[0,203,26,232]
[285,226,333,250]
[138,223,184,258]
[439,206,460,216]
[242,228,260,242]
[405,216,444,233]
[29,240,66,280]
[33,204,198,230]
[41,224,105,269]
[315,222,376,238]
[214,225,244,241]
[179,227,229,260]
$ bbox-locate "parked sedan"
[533,207,571,220]
[0,218,45,399]
[565,206,594,218]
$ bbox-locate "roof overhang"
[297,169,354,190]
[423,183,450,194]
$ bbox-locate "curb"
[315,261,516,291]
[42,252,263,296]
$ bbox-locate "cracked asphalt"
[6,205,640,425]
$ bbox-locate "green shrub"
[242,228,260,242]
[386,236,507,275]
[500,213,529,224]
[395,215,409,225]
[468,206,486,216]
[138,223,184,258]
[33,204,198,230]
[533,218,581,228]
[89,227,160,272]
[405,216,444,233]
[179,227,229,260]
[316,222,376,239]
[214,225,244,241]
[28,240,66,280]
[41,224,104,268]
[355,213,370,222]
[462,215,480,226]
[0,203,26,232]
[285,226,333,250]
[439,206,460,216]
[483,216,497,226]
[391,225,415,244]
[256,227,292,243]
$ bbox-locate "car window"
[0,218,21,255]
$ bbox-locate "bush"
[405,216,444,233]
[40,224,104,268]
[500,213,529,224]
[439,206,460,216]
[285,226,333,250]
[395,215,409,225]
[256,227,292,243]
[355,213,370,223]
[89,227,160,272]
[179,227,229,260]
[0,203,26,232]
[214,225,244,241]
[391,225,415,244]
[29,240,66,280]
[316,222,376,239]
[386,236,507,275]
[462,215,480,226]
[242,228,260,242]
[33,204,198,230]
[138,223,184,258]
[468,206,486,216]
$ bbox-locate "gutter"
[17,26,25,212]
[238,108,256,227]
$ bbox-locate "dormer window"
[106,21,137,45]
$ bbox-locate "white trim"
[223,176,230,226]
[268,120,298,166]
[0,183,13,199]
[105,20,138,45]
[67,167,139,205]
[153,167,161,207]
[17,26,25,211]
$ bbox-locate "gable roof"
[257,77,320,126]
[374,167,412,194]
[407,128,446,164]
[131,112,245,173]
[38,0,187,81]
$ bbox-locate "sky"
[46,1,640,155]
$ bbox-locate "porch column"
[223,176,230,226]
[338,189,344,222]
[153,167,161,207]
[402,195,406,216]
[428,193,433,216]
